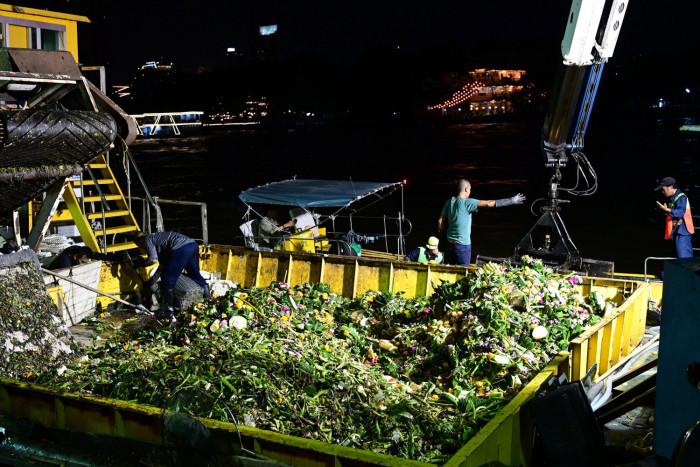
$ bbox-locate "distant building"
[469,69,525,100]
[257,24,278,63]
[430,69,529,117]
[225,46,244,67]
[469,69,525,83]
[127,61,178,113]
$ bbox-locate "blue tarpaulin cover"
[239,179,401,208]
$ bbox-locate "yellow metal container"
[0,355,568,467]
[46,284,64,311]
[199,244,468,299]
[570,278,650,381]
[41,245,650,466]
[275,227,328,253]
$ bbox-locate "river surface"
[128,111,700,275]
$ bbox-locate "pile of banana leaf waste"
[31,256,608,464]
[0,262,79,379]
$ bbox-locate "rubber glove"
[495,193,526,207]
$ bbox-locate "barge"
[0,2,669,466]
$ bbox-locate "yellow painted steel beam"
[61,181,100,252]
[255,252,263,287]
[388,262,394,294]
[598,320,615,375]
[352,259,359,299]
[425,265,432,297]
[224,249,233,282]
[83,194,122,202]
[86,210,132,219]
[570,338,589,382]
[93,225,139,236]
[319,256,326,284]
[51,206,73,222]
[74,179,115,185]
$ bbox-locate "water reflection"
[126,117,698,274]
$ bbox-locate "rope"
[155,203,165,232]
[39,234,73,254]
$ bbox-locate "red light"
[403,179,407,184]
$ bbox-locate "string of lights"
[427,81,484,110]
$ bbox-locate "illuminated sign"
[259,24,278,36]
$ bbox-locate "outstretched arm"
[479,193,526,208]
[276,219,297,231]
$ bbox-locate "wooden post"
[12,209,21,246]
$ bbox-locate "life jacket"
[665,192,695,239]
[417,247,443,264]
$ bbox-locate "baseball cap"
[654,177,676,191]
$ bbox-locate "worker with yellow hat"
[405,236,443,264]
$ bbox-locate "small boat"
[237,177,411,260]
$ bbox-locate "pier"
[130,111,203,136]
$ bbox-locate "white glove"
[495,193,526,207]
[511,193,526,205]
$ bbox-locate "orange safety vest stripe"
[664,193,695,239]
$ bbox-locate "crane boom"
[514,0,629,273]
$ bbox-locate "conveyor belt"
[0,109,116,217]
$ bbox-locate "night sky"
[10,1,700,100]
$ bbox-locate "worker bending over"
[438,179,525,266]
[132,231,208,316]
[48,245,95,270]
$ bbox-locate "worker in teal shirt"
[438,179,525,266]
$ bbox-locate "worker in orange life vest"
[655,176,695,258]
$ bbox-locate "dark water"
[129,112,700,274]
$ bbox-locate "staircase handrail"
[121,142,156,208]
[84,165,110,251]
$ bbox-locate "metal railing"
[644,256,676,282]
[326,214,412,256]
[122,144,157,220]
[154,197,208,244]
[128,195,208,244]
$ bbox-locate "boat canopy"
[239,179,402,208]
